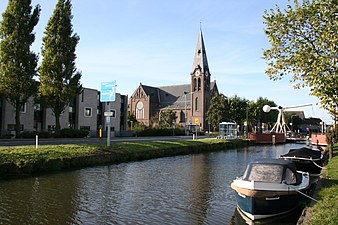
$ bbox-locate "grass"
[0,138,254,178]
[305,144,338,225]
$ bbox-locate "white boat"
[231,158,310,220]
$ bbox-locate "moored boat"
[231,159,310,221]
[280,146,324,176]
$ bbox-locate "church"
[129,29,218,130]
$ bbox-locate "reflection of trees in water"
[188,154,213,224]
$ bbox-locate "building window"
[33,103,41,111]
[198,78,201,91]
[84,107,92,117]
[136,101,144,119]
[195,97,198,111]
[81,91,84,102]
[193,78,197,91]
[48,125,56,131]
[20,103,26,113]
[110,109,116,118]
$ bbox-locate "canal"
[0,144,306,225]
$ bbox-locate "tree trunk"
[329,139,333,160]
[15,100,21,138]
[55,113,61,136]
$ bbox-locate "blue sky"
[0,0,333,123]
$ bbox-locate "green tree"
[263,0,338,118]
[248,97,278,133]
[227,95,248,126]
[39,0,81,135]
[206,94,228,131]
[159,110,177,128]
[0,0,40,137]
[127,113,137,130]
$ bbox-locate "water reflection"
[0,143,304,224]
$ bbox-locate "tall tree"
[39,0,81,135]
[227,95,248,126]
[248,97,278,133]
[0,0,40,137]
[263,0,338,118]
[206,94,228,131]
[159,110,177,128]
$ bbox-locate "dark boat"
[231,159,310,221]
[280,147,324,176]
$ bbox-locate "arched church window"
[195,97,198,111]
[136,101,144,119]
[198,78,201,91]
[194,78,197,91]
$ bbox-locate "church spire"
[191,27,210,75]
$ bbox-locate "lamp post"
[184,91,188,135]
[184,91,192,135]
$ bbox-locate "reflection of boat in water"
[230,206,303,225]
[231,159,310,221]
[280,146,324,176]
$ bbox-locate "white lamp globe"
[263,105,271,113]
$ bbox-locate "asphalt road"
[0,135,206,147]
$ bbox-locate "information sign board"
[100,81,116,102]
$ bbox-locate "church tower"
[190,28,211,130]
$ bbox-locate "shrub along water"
[0,138,254,179]
[302,144,338,225]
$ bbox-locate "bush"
[326,127,338,144]
[59,128,89,138]
[19,131,51,139]
[134,127,185,137]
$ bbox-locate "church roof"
[137,81,217,110]
[157,84,191,109]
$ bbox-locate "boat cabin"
[242,159,302,185]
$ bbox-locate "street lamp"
[184,91,191,135]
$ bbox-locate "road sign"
[106,116,111,125]
[100,81,116,102]
[104,110,116,118]
[194,118,199,124]
[104,111,114,117]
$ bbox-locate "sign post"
[194,118,199,140]
[100,81,116,147]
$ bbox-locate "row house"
[0,88,128,137]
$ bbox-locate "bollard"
[272,135,276,145]
[36,135,38,149]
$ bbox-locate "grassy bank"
[0,138,254,179]
[301,144,338,225]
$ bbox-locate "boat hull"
[235,192,304,220]
[288,158,322,176]
[281,147,324,176]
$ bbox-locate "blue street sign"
[100,81,116,102]
[106,116,111,125]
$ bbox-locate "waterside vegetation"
[301,144,338,225]
[0,138,254,179]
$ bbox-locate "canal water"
[0,144,306,225]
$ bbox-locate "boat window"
[284,168,297,184]
[248,164,283,183]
